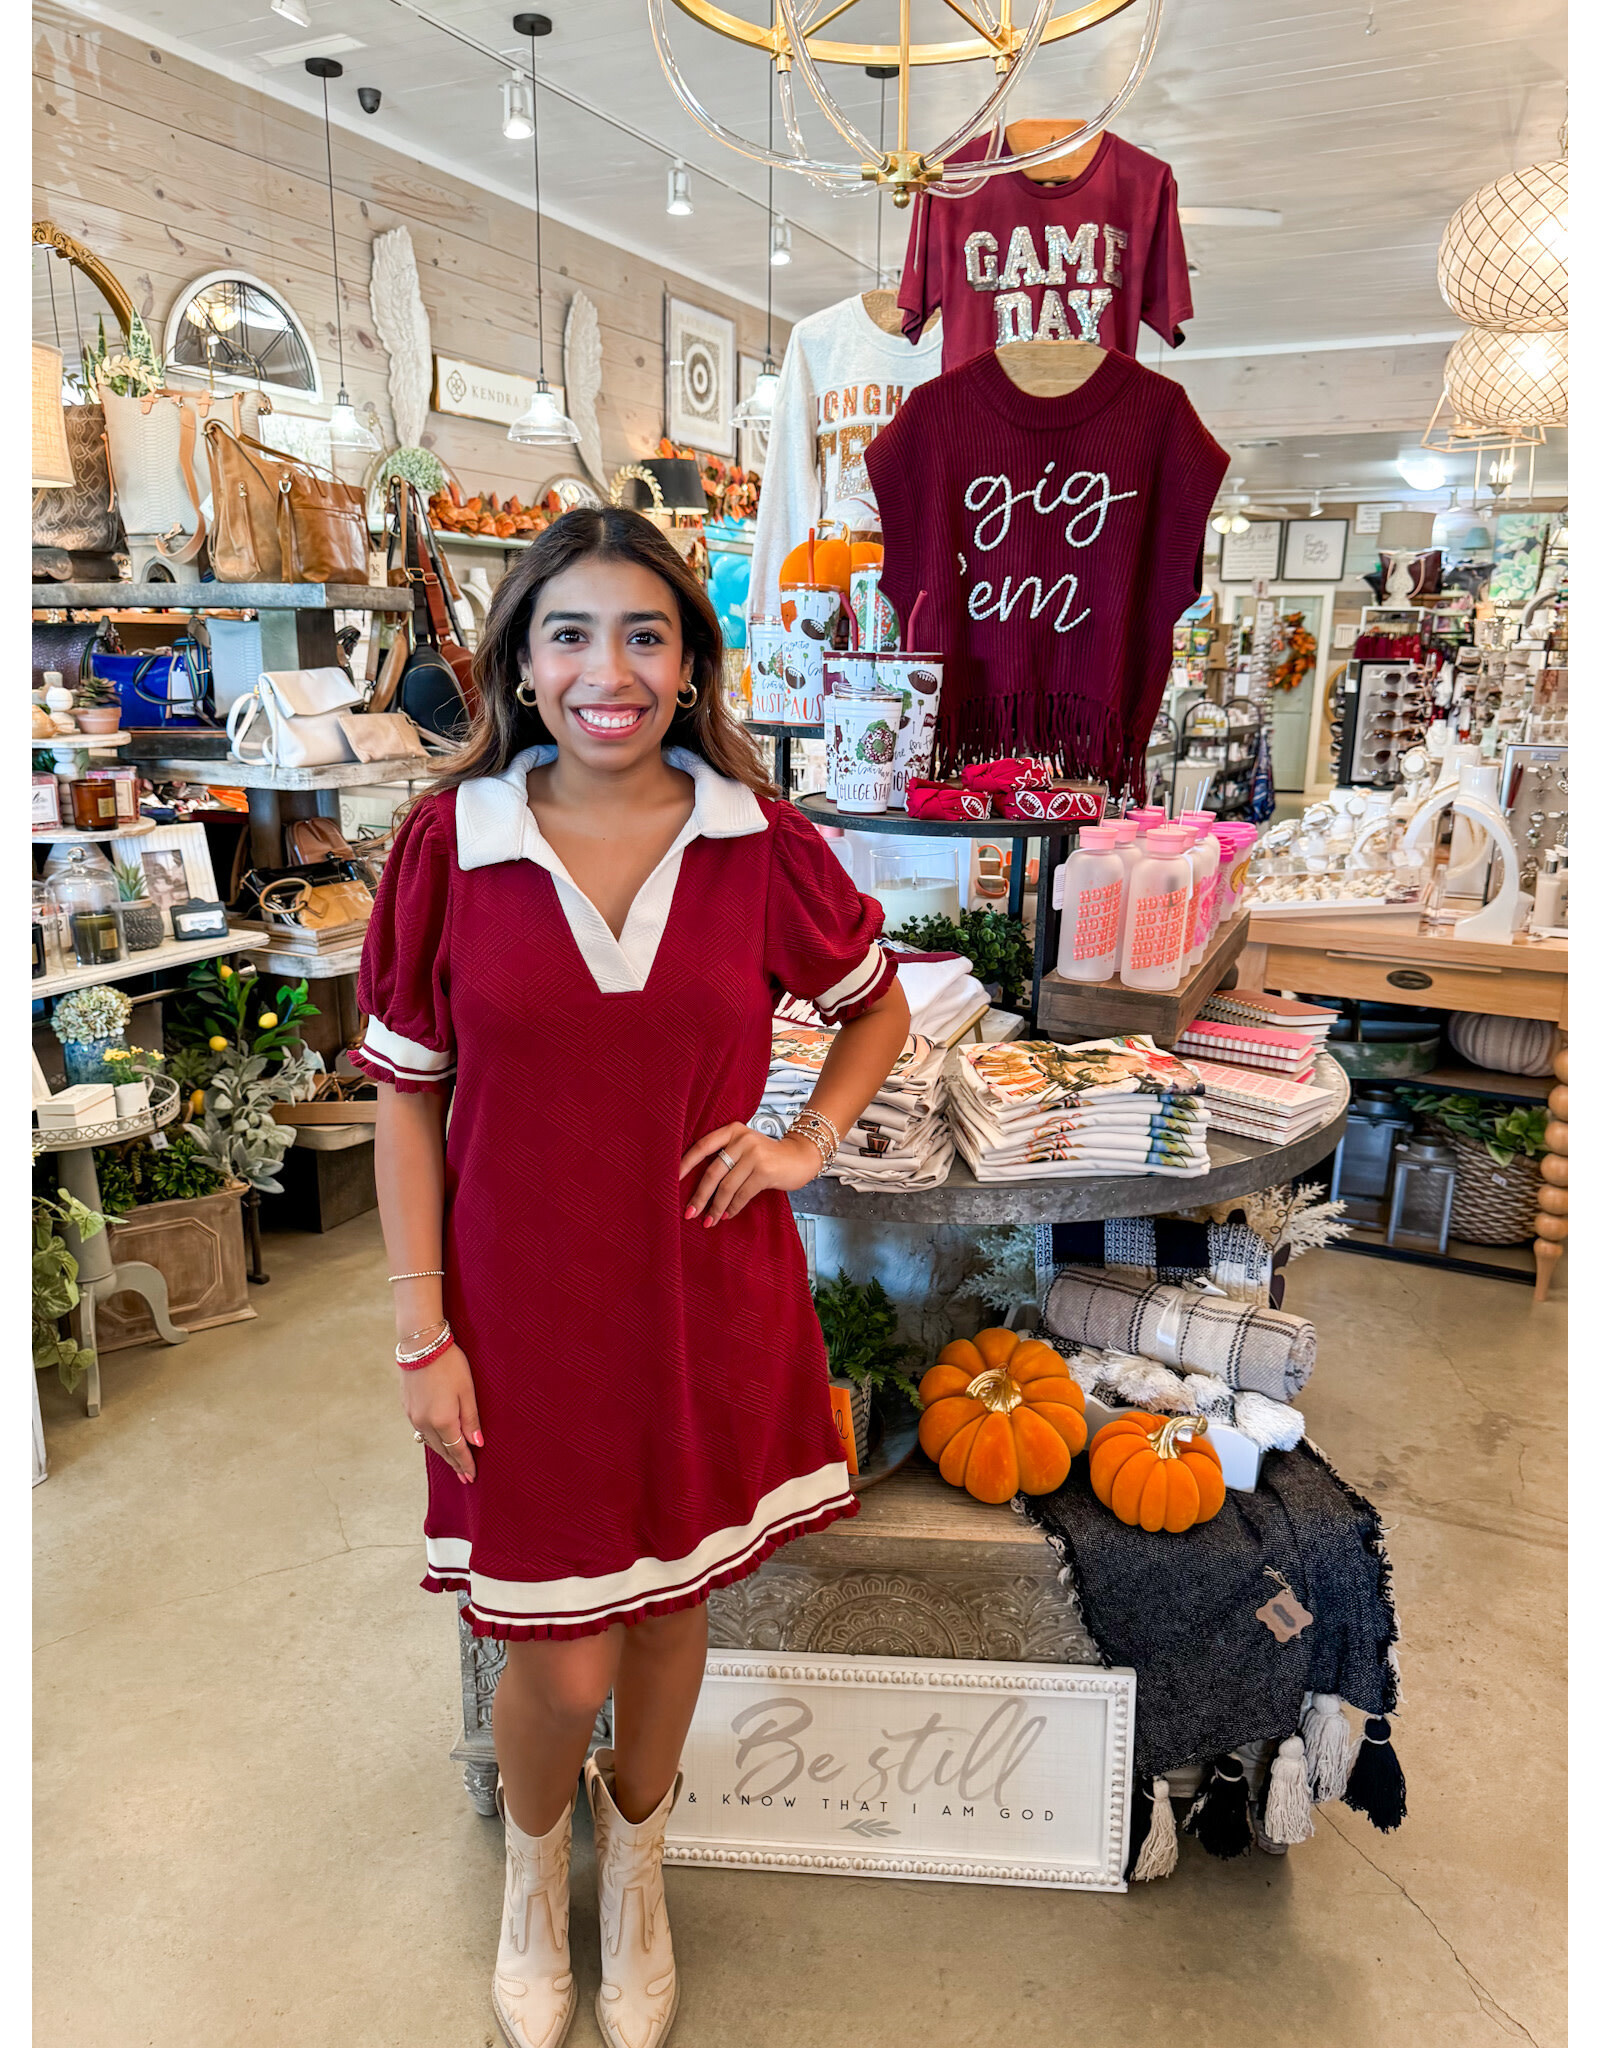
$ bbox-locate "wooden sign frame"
[664,1651,1135,1891]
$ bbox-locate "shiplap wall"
[32,2,784,500]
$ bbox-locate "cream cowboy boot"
[492,1789,577,2048]
[584,1749,683,2048]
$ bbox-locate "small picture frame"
[1219,519,1284,582]
[1283,518,1349,580]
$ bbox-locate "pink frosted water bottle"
[1119,827,1194,992]
[1052,825,1126,982]
[1179,812,1222,965]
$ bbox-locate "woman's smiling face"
[522,557,693,770]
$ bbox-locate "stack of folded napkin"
[754,1025,954,1190]
[947,1034,1211,1181]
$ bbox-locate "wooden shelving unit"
[33,930,266,999]
[1035,915,1249,1046]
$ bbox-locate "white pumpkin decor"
[1446,1011,1556,1077]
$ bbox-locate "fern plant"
[811,1272,922,1406]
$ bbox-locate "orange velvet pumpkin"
[779,535,853,590]
[850,539,884,568]
[1088,1412,1227,1533]
[917,1328,1088,1504]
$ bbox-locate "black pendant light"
[305,56,379,451]
[506,12,579,446]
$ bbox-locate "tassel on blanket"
[1262,1734,1316,1845]
[1132,1777,1179,1880]
[1300,1693,1354,1800]
[1184,1371,1235,1421]
[1097,1354,1196,1413]
[1233,1391,1306,1452]
[1344,1715,1407,1832]
[1123,1775,1153,1879]
[1184,1755,1254,1860]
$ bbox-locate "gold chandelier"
[649,0,1164,205]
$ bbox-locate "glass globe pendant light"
[505,13,579,449]
[306,57,380,453]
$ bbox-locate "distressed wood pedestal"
[450,1462,1095,1815]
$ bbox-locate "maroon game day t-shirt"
[898,132,1193,369]
[865,350,1227,796]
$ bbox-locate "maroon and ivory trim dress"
[354,746,895,1639]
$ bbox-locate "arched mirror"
[33,220,133,398]
[163,271,322,401]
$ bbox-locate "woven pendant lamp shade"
[1444,327,1567,429]
[31,344,76,490]
[1438,157,1567,330]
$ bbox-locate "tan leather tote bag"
[203,423,369,584]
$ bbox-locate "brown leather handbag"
[256,872,373,933]
[203,422,370,585]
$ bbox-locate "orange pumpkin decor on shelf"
[849,539,884,568]
[917,1328,1088,1505]
[1089,1412,1227,1533]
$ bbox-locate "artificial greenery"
[885,907,1033,1013]
[811,1272,922,1406]
[171,961,322,1193]
[92,1132,229,1216]
[33,1190,106,1392]
[81,310,165,399]
[954,1227,1040,1318]
[1398,1089,1549,1167]
[375,445,449,498]
[75,669,121,712]
[113,858,150,902]
[50,985,133,1048]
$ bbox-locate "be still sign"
[664,1652,1135,1891]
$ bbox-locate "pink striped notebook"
[1175,1019,1316,1078]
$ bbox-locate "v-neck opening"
[535,812,700,999]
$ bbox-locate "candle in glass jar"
[70,780,120,831]
[70,910,123,966]
[871,873,962,926]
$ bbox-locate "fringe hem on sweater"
[934,689,1148,802]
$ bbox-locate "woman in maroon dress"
[358,508,909,2048]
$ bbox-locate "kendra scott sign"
[431,353,565,427]
[663,1652,1135,1891]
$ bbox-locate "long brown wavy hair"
[429,505,777,796]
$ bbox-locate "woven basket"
[1423,1122,1542,1243]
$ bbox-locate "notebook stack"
[1179,1056,1341,1145]
[947,1034,1212,1181]
[1199,989,1338,1052]
[1174,1017,1318,1083]
[755,1025,953,1191]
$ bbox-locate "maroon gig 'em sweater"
[864,349,1228,793]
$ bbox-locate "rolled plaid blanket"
[1042,1267,1315,1400]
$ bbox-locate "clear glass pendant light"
[307,58,380,453]
[730,73,784,431]
[505,13,578,449]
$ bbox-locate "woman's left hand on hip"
[680,1123,821,1226]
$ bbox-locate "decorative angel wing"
[369,226,432,450]
[563,292,605,490]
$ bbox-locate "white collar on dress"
[454,744,766,872]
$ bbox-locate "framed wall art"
[1219,519,1284,582]
[1283,518,1349,580]
[663,1651,1136,1892]
[667,297,735,456]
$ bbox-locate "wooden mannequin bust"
[994,118,1107,396]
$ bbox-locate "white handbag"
[337,710,424,761]
[99,387,207,554]
[227,667,362,768]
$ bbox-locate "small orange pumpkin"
[917,1328,1088,1504]
[779,535,853,591]
[849,539,884,568]
[1088,1412,1226,1533]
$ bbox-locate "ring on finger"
[413,1430,426,1444]
[440,1434,465,1450]
[716,1146,737,1170]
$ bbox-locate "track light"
[666,160,693,216]
[272,0,312,24]
[770,214,792,266]
[502,73,534,139]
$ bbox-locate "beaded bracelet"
[789,1107,840,1173]
[396,1323,455,1371]
[388,1269,444,1284]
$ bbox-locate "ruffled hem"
[421,1490,860,1642]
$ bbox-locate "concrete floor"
[35,1214,1565,2048]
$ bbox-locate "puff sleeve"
[352,793,457,1092]
[764,801,899,1025]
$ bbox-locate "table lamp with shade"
[32,344,76,490]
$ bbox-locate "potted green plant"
[88,1128,254,1352]
[33,1188,106,1392]
[883,907,1034,1013]
[73,669,123,736]
[1397,1089,1549,1244]
[113,858,163,951]
[812,1271,922,1462]
[177,959,322,1195]
[50,984,133,1086]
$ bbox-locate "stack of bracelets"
[388,1269,454,1370]
[789,1106,840,1173]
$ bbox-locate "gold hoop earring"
[516,674,538,707]
[676,680,699,709]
